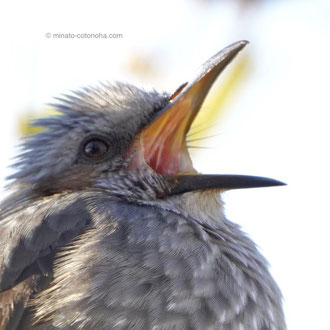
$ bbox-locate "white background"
[1,0,330,329]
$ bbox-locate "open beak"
[129,40,286,194]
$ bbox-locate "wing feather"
[0,192,92,329]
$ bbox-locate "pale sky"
[1,1,330,329]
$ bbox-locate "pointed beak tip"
[258,179,287,188]
[240,39,249,45]
[233,40,249,49]
[272,180,287,187]
[222,40,249,55]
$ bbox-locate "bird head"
[9,41,284,200]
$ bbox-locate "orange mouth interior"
[127,97,196,175]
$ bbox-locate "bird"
[0,40,287,330]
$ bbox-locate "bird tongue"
[126,41,286,192]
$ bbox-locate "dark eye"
[83,139,108,159]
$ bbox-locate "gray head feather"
[9,82,169,191]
